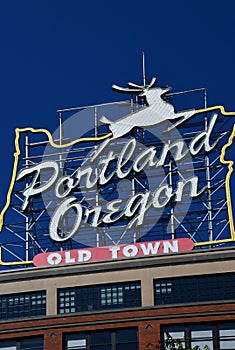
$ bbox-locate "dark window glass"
[58,281,141,314]
[21,337,44,350]
[0,291,46,320]
[154,273,235,306]
[162,323,235,350]
[0,337,43,350]
[116,328,138,350]
[0,340,16,349]
[90,331,111,350]
[116,328,138,343]
[65,328,138,350]
[90,331,111,345]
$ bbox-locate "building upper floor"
[0,246,235,320]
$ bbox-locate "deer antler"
[148,77,157,88]
[127,82,143,89]
[112,77,157,94]
[112,85,142,94]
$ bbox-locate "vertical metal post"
[131,95,134,114]
[204,89,213,242]
[132,177,137,243]
[165,92,174,239]
[142,52,146,86]
[94,106,99,247]
[169,158,175,239]
[58,111,64,251]
[25,135,29,261]
[59,111,63,170]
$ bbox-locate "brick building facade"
[0,247,235,349]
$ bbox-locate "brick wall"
[0,302,235,349]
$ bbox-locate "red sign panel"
[33,238,194,267]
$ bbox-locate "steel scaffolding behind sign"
[0,76,235,268]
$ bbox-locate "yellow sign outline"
[194,106,235,246]
[1,106,235,265]
[0,127,112,232]
[0,129,112,266]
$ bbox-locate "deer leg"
[165,111,196,132]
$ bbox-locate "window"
[190,325,213,350]
[65,328,138,350]
[0,291,46,320]
[162,322,235,350]
[0,337,43,350]
[154,273,235,306]
[116,328,138,350]
[66,333,86,350]
[219,323,235,350]
[58,281,141,314]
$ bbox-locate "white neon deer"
[92,78,196,160]
[100,77,195,137]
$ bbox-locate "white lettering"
[152,185,172,208]
[103,199,123,223]
[125,192,151,227]
[133,146,157,172]
[189,113,219,155]
[157,140,187,166]
[47,252,62,265]
[78,250,92,262]
[116,139,136,178]
[109,246,120,258]
[17,161,59,210]
[49,197,83,241]
[123,245,138,257]
[140,242,160,255]
[99,151,116,184]
[55,176,74,198]
[17,113,219,243]
[163,240,179,253]
[84,206,102,227]
[74,166,98,189]
[175,176,205,201]
[65,251,75,263]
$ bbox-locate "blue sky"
[0,0,235,221]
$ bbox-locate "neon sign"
[16,113,218,242]
[1,77,235,267]
[33,239,194,267]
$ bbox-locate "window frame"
[0,291,46,320]
[154,272,235,306]
[0,336,44,350]
[64,328,139,350]
[161,322,235,350]
[58,281,141,314]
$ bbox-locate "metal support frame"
[0,88,233,268]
